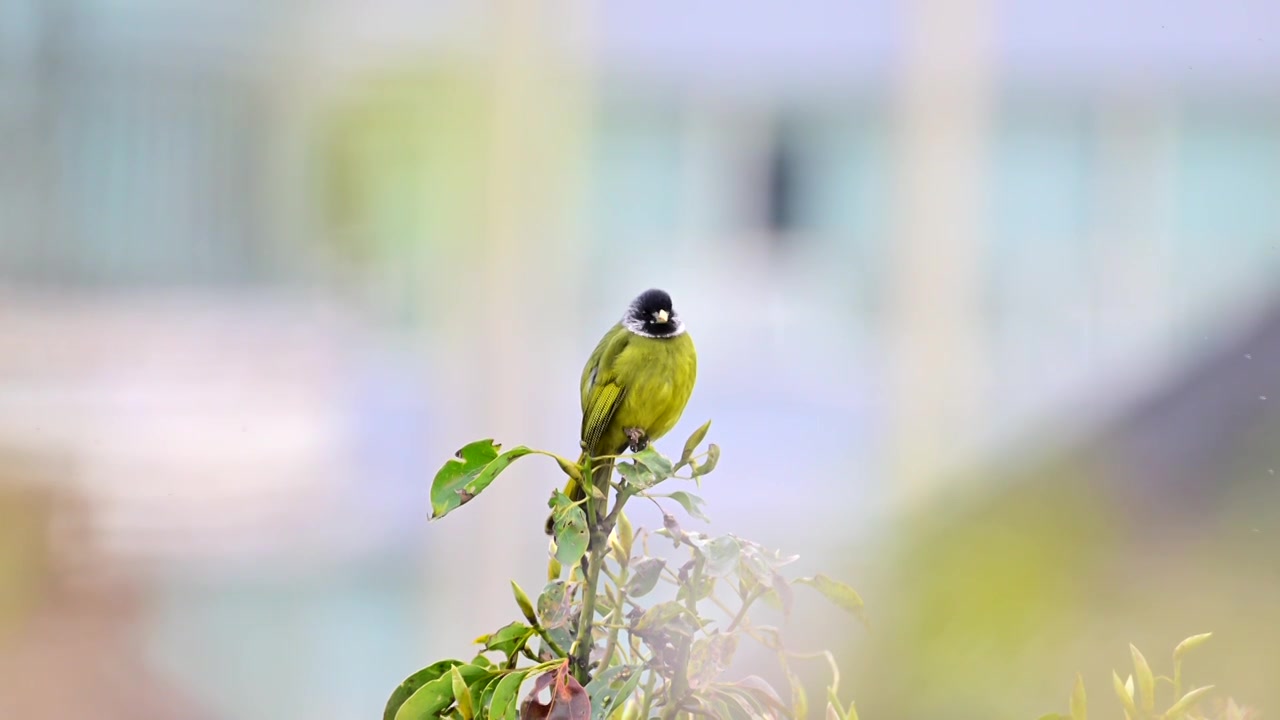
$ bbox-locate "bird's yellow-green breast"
[581,328,696,456]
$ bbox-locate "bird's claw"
[624,427,648,452]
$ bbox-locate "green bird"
[549,289,697,574]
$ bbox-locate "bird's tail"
[547,452,614,580]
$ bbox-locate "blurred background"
[2,1,1279,718]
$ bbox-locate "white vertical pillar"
[887,0,996,504]
[427,0,591,654]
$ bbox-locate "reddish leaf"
[519,662,591,720]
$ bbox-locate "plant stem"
[726,587,764,633]
[570,472,635,684]
[659,638,692,720]
[534,624,569,660]
[598,584,626,672]
[639,669,659,719]
[572,536,604,683]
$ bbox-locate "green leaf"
[488,671,529,720]
[688,632,739,689]
[679,420,712,467]
[615,461,656,489]
[692,443,720,477]
[666,491,711,522]
[626,557,666,597]
[1070,673,1086,720]
[770,571,795,618]
[738,546,773,587]
[611,511,635,561]
[633,601,698,635]
[702,697,738,720]
[632,447,674,481]
[537,581,575,652]
[553,454,584,484]
[609,674,644,720]
[675,573,716,606]
[714,687,769,718]
[1130,644,1154,712]
[479,622,534,658]
[512,581,538,626]
[475,673,506,715]
[785,667,808,720]
[394,677,454,720]
[1166,685,1215,718]
[724,676,790,718]
[585,665,643,720]
[1173,632,1213,661]
[430,440,534,519]
[550,502,589,566]
[796,574,868,626]
[385,660,462,720]
[692,535,742,576]
[1111,670,1138,718]
[1037,715,1068,720]
[396,663,490,720]
[583,664,629,702]
[450,667,473,720]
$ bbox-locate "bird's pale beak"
[654,309,670,324]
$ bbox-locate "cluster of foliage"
[385,421,866,719]
[1038,633,1256,720]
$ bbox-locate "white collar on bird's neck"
[622,315,687,339]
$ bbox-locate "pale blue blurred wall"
[2,1,1280,719]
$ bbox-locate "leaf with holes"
[536,581,575,653]
[548,494,589,567]
[431,440,534,519]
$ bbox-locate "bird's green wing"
[579,325,630,455]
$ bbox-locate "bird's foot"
[624,427,648,452]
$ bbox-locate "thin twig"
[726,587,764,633]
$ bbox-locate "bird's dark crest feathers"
[625,288,683,338]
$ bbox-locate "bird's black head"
[623,288,685,338]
